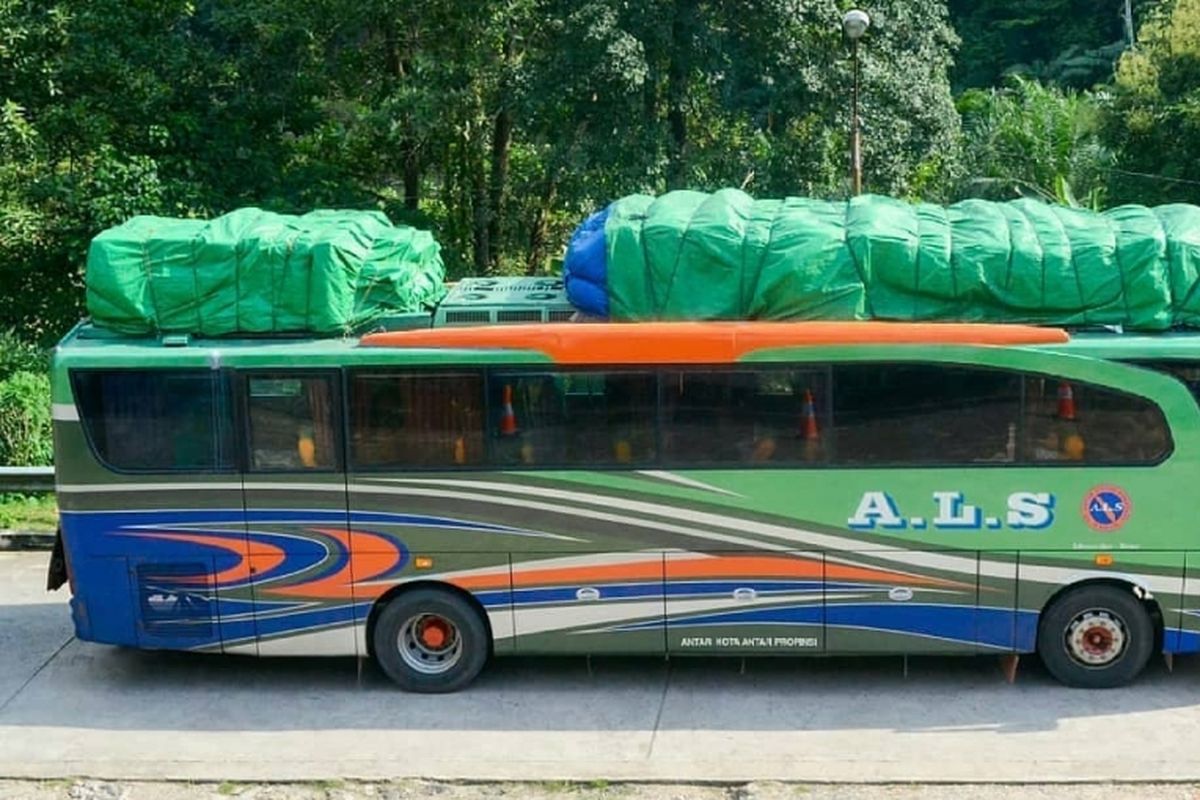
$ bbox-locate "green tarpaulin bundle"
[563,189,1200,330]
[86,208,447,336]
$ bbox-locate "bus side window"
[660,371,749,463]
[831,364,1021,466]
[246,375,338,471]
[749,369,828,463]
[487,371,656,467]
[349,372,484,469]
[72,369,233,473]
[659,368,827,465]
[1022,376,1171,465]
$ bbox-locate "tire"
[372,588,490,693]
[1037,585,1154,689]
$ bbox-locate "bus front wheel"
[1037,585,1153,689]
[372,588,489,692]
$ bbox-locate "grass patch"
[0,493,58,532]
[538,781,576,793]
[313,779,345,794]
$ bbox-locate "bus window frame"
[68,366,237,476]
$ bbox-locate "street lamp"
[843,9,870,195]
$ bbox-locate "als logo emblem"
[1082,485,1132,532]
[847,490,1054,531]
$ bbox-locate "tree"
[0,0,316,339]
[949,0,1139,91]
[518,0,963,207]
[0,0,969,337]
[957,76,1112,207]
[1103,0,1200,205]
[0,2,179,340]
[845,0,963,200]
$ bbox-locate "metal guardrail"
[0,466,55,492]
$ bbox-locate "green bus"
[47,316,1200,692]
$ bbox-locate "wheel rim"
[1064,608,1128,668]
[397,613,463,675]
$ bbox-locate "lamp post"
[842,9,870,195]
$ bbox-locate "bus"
[47,317,1200,692]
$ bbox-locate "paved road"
[5,551,1200,784]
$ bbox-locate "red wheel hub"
[418,617,451,649]
[1081,625,1114,656]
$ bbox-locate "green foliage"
[0,331,52,469]
[1102,0,1200,205]
[0,0,965,316]
[0,370,52,466]
[949,0,1139,90]
[1029,41,1130,88]
[0,330,48,377]
[851,1,963,200]
[957,76,1112,207]
[0,492,58,532]
[0,0,1189,351]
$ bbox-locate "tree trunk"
[453,137,484,276]
[451,138,475,276]
[472,147,490,273]
[402,148,421,211]
[526,176,559,274]
[644,67,659,122]
[486,28,516,271]
[639,10,663,180]
[666,0,695,189]
[487,106,512,269]
[386,15,421,210]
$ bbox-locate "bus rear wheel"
[372,588,489,692]
[1037,585,1153,689]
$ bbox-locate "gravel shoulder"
[5,783,1200,800]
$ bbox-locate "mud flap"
[46,526,68,591]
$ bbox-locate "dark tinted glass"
[488,371,656,466]
[660,368,829,464]
[832,364,1021,465]
[350,372,484,468]
[246,375,338,471]
[73,370,233,472]
[1022,376,1170,464]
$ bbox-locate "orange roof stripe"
[360,321,1068,364]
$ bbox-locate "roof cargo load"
[86,208,447,336]
[563,189,1200,331]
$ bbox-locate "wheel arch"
[365,580,495,660]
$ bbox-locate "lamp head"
[842,9,870,41]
